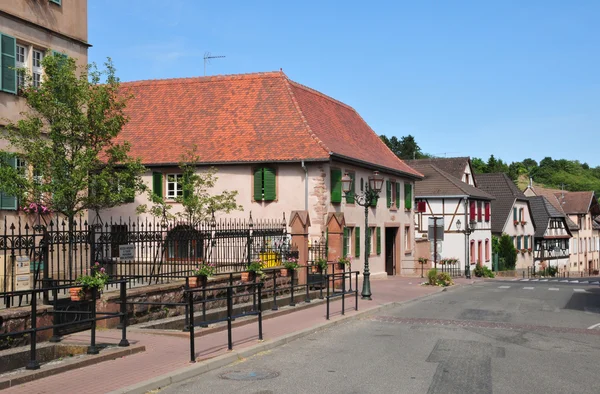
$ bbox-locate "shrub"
[427,269,438,285]
[436,272,453,286]
[474,265,495,278]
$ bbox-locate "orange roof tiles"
[116,71,422,178]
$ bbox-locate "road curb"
[108,286,453,394]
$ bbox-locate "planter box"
[188,275,207,288]
[241,271,256,282]
[69,287,100,302]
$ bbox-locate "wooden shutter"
[0,155,17,210]
[354,227,360,257]
[330,169,342,203]
[1,33,17,94]
[376,227,381,255]
[470,201,476,221]
[396,182,400,208]
[404,183,412,210]
[517,236,521,249]
[485,202,490,222]
[152,172,163,198]
[346,173,355,204]
[253,168,263,201]
[477,201,482,222]
[263,167,276,201]
[343,228,349,256]
[513,207,517,221]
[524,235,529,249]
[385,180,391,208]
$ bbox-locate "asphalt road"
[159,281,600,394]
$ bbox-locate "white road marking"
[521,279,529,282]
[587,323,600,330]
[548,288,560,291]
[523,287,535,290]
[531,279,539,282]
[498,286,511,289]
[580,281,589,284]
[551,280,558,282]
[560,280,569,283]
[540,279,548,282]
[573,289,586,293]
[570,280,579,283]
[591,281,600,285]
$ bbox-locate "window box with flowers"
[520,249,527,255]
[520,221,527,225]
[418,257,428,265]
[336,256,351,271]
[513,220,519,226]
[527,248,532,254]
[280,258,299,277]
[70,262,108,301]
[242,260,265,282]
[312,258,328,274]
[188,261,215,288]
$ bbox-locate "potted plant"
[312,258,328,273]
[521,220,526,225]
[336,256,351,270]
[527,248,532,254]
[280,258,299,277]
[70,262,109,301]
[520,248,526,255]
[188,261,216,288]
[418,257,428,264]
[242,260,264,282]
[513,220,518,226]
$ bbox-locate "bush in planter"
[474,265,495,278]
[314,258,328,273]
[72,262,109,300]
[436,272,453,286]
[427,269,438,286]
[281,258,299,277]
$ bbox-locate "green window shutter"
[49,0,62,5]
[254,168,263,201]
[1,33,17,94]
[395,182,400,208]
[346,173,355,204]
[0,155,18,210]
[524,235,529,249]
[263,167,276,201]
[367,228,371,255]
[386,180,391,208]
[404,183,412,210]
[513,207,517,221]
[517,236,521,249]
[330,169,342,203]
[152,172,163,198]
[376,227,381,255]
[343,228,349,256]
[51,50,68,68]
[355,227,360,257]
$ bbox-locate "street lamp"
[341,171,384,300]
[456,218,477,279]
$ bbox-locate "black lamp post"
[341,171,384,300]
[456,218,476,279]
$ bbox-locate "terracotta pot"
[336,263,346,271]
[241,271,256,282]
[69,287,99,301]
[311,265,322,274]
[188,275,207,288]
[280,268,289,277]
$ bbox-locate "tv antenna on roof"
[204,52,226,76]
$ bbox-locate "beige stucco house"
[96,71,423,278]
[0,0,89,213]
[476,173,535,271]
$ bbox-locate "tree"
[0,54,146,223]
[380,134,430,160]
[496,234,517,271]
[471,157,487,173]
[137,146,243,224]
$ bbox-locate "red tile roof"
[116,71,422,178]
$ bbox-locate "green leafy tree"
[137,146,243,224]
[380,134,430,160]
[471,157,487,173]
[496,234,517,271]
[0,54,146,222]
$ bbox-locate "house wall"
[415,197,492,273]
[460,164,475,186]
[538,221,571,272]
[502,200,535,270]
[0,2,88,126]
[568,213,599,273]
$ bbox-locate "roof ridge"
[431,165,493,198]
[281,76,332,155]
[119,71,283,87]
[287,80,356,111]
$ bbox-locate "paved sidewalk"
[4,276,479,394]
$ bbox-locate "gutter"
[329,153,423,180]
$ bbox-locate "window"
[404,183,412,210]
[485,239,490,261]
[386,180,400,209]
[478,240,482,263]
[343,227,352,257]
[470,240,475,263]
[1,32,17,94]
[32,49,44,88]
[404,225,411,252]
[166,173,183,199]
[330,168,342,203]
[16,44,27,89]
[254,167,276,201]
[465,173,470,184]
[367,227,377,255]
[49,0,62,5]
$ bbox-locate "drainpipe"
[301,160,308,211]
[464,198,470,277]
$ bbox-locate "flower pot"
[70,287,100,301]
[311,265,319,274]
[336,263,346,271]
[188,275,207,288]
[241,271,256,282]
[280,268,289,277]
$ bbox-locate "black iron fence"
[0,213,295,309]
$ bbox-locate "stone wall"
[0,306,53,350]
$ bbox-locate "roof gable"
[528,196,572,238]
[116,72,422,178]
[406,157,471,182]
[476,173,527,234]
[555,191,598,215]
[408,163,494,200]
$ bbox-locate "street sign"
[430,240,442,254]
[428,217,444,241]
[119,244,135,260]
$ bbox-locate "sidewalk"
[4,276,479,394]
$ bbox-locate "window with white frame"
[16,44,27,88]
[32,49,44,88]
[15,157,27,175]
[166,174,183,199]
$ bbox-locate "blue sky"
[89,0,600,166]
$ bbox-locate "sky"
[89,0,600,166]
